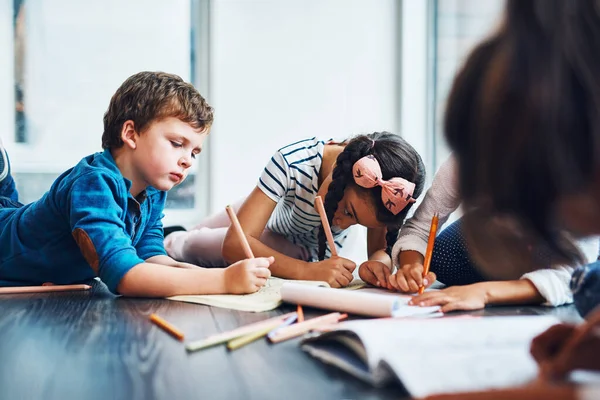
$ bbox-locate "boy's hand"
[359,261,392,288]
[409,283,488,312]
[389,250,436,293]
[531,307,600,380]
[306,257,356,288]
[223,256,274,294]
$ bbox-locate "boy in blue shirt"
[0,71,273,297]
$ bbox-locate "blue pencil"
[267,314,298,341]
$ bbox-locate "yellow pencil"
[227,323,281,351]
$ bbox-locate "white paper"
[335,316,560,397]
[281,283,440,317]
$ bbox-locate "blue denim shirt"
[0,149,167,293]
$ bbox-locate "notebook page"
[167,278,328,312]
[336,316,559,397]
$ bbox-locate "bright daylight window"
[3,0,205,223]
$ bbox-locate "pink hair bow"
[352,155,416,215]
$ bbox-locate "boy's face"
[132,117,208,192]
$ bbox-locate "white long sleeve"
[521,237,599,306]
[390,154,600,307]
[391,156,461,268]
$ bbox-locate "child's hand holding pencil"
[223,257,273,294]
[223,205,274,294]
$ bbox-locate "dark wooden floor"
[0,280,583,400]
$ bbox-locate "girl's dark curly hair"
[318,132,426,260]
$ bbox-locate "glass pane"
[7,0,199,210]
[432,0,505,167]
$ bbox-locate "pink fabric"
[352,155,416,215]
[164,200,310,267]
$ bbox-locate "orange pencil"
[0,284,91,295]
[225,205,254,259]
[419,213,439,295]
[297,304,304,322]
[150,313,185,341]
[314,196,338,257]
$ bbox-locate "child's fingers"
[409,291,441,306]
[408,265,424,287]
[252,257,274,268]
[372,265,390,287]
[425,272,436,287]
[340,268,354,284]
[361,268,380,286]
[335,273,352,288]
[530,324,576,363]
[441,301,468,313]
[406,276,421,293]
[254,267,271,279]
[340,258,357,272]
[387,274,401,291]
[395,273,410,292]
[254,277,268,287]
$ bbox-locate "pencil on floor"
[314,196,338,257]
[297,304,304,322]
[227,323,281,351]
[0,284,91,295]
[419,213,439,295]
[225,205,254,259]
[267,314,298,340]
[186,312,296,352]
[150,313,185,341]
[268,312,348,343]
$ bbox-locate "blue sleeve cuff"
[99,248,145,294]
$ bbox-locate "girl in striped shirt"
[165,132,425,287]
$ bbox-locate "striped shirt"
[258,137,348,261]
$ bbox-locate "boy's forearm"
[222,234,307,279]
[145,255,198,269]
[117,262,226,297]
[479,280,545,306]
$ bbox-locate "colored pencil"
[419,213,439,295]
[268,312,348,343]
[267,314,298,340]
[150,313,185,341]
[297,304,304,322]
[0,284,91,295]
[186,312,296,352]
[314,195,338,257]
[226,205,254,259]
[227,323,281,351]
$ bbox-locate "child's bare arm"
[116,256,273,297]
[222,187,355,286]
[409,280,544,312]
[145,254,199,269]
[223,187,310,277]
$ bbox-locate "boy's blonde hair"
[102,71,213,149]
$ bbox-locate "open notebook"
[301,316,559,398]
[167,278,365,312]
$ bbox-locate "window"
[2,0,208,225]
[430,0,505,169]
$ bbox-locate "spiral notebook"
[301,315,559,398]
